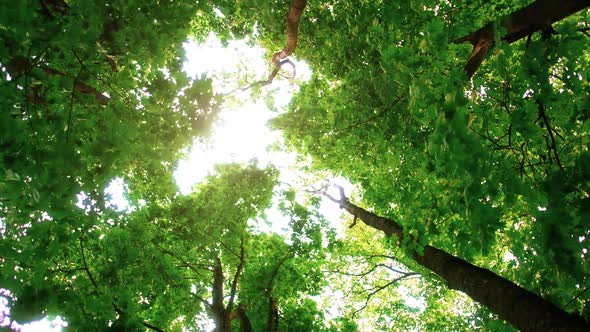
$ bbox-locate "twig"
[563,285,590,310]
[352,273,419,317]
[79,237,98,288]
[225,59,296,96]
[220,241,241,260]
[151,241,211,276]
[538,102,564,171]
[326,263,410,279]
[335,94,406,133]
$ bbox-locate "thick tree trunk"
[212,257,231,332]
[334,194,589,332]
[212,242,247,332]
[266,297,279,332]
[237,303,253,332]
[455,0,590,77]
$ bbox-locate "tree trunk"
[237,303,253,332]
[266,297,279,332]
[455,0,590,77]
[212,257,231,332]
[334,194,589,332]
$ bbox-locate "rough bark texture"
[455,0,590,77]
[334,193,590,332]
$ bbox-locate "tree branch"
[241,0,306,90]
[318,188,590,330]
[266,252,291,295]
[454,0,590,78]
[352,273,419,317]
[227,238,246,312]
[79,237,98,289]
[151,241,211,276]
[271,0,307,66]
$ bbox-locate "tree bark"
[249,0,306,88]
[266,297,279,332]
[329,190,590,332]
[237,303,253,332]
[455,0,590,78]
[271,0,307,66]
[212,257,230,332]
[212,241,247,332]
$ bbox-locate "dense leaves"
[1,0,589,331]
[271,0,590,327]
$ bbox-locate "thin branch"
[81,238,166,331]
[311,183,346,205]
[563,285,590,310]
[326,263,410,278]
[538,103,564,171]
[266,252,292,295]
[71,49,125,105]
[220,241,241,260]
[151,241,211,276]
[192,293,212,310]
[79,237,98,288]
[335,94,406,133]
[142,321,166,332]
[349,215,358,229]
[226,60,295,96]
[352,273,420,317]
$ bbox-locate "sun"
[174,33,310,194]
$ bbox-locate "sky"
[174,34,307,194]
[174,35,352,234]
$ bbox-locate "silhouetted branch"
[352,273,420,317]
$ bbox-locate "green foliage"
[270,0,590,327]
[2,0,590,330]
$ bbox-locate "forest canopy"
[1,0,589,331]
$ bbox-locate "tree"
[1,159,337,331]
[319,186,589,331]
[3,0,590,331]
[0,1,226,328]
[269,0,590,330]
[455,0,590,77]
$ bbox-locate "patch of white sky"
[171,33,353,235]
[0,290,67,331]
[174,34,302,191]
